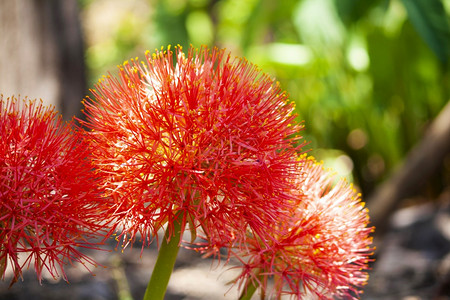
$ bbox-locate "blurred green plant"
[81,0,449,196]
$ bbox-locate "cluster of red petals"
[233,155,374,299]
[82,46,304,250]
[0,96,107,284]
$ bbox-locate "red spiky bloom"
[0,96,107,284]
[82,46,304,251]
[234,156,374,299]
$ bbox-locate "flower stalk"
[239,283,258,300]
[239,270,263,300]
[144,212,184,300]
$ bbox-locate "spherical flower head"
[82,45,304,251]
[0,96,108,284]
[234,155,374,299]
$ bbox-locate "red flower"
[82,46,304,251]
[0,96,107,284]
[234,155,374,299]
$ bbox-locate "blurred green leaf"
[186,10,214,46]
[154,0,189,48]
[293,0,345,46]
[333,0,386,24]
[401,0,450,64]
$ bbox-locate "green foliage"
[82,0,449,195]
[401,0,450,64]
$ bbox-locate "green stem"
[239,270,263,300]
[143,213,184,300]
[239,280,258,300]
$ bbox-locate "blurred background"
[0,0,449,299]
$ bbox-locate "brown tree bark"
[0,0,86,120]
[367,101,450,235]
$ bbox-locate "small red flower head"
[234,155,374,299]
[0,96,107,284]
[82,45,304,250]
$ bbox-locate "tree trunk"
[0,0,86,120]
[367,101,450,235]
